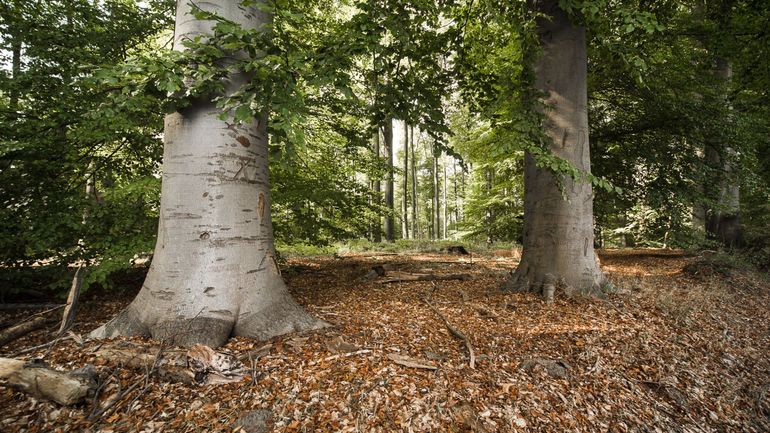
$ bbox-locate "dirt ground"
[1,249,769,432]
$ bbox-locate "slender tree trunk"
[383,119,395,242]
[10,39,21,109]
[442,156,447,239]
[90,0,324,347]
[453,161,459,226]
[410,126,418,239]
[705,57,741,248]
[371,130,382,242]
[402,122,409,239]
[432,144,440,240]
[485,168,493,245]
[503,0,606,294]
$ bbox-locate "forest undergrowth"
[1,249,768,432]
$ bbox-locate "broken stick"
[380,273,472,284]
[423,299,476,369]
[58,265,84,335]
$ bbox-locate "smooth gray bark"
[432,145,440,239]
[503,0,606,294]
[383,119,395,242]
[410,126,418,239]
[402,122,409,239]
[371,130,382,242]
[442,156,447,239]
[90,0,324,347]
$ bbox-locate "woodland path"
[1,249,768,432]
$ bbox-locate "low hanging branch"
[423,299,476,369]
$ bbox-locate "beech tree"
[503,0,606,292]
[90,0,324,347]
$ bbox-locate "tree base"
[89,296,328,347]
[502,259,608,298]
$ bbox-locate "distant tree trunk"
[503,0,606,294]
[10,38,21,108]
[432,145,441,240]
[442,156,447,239]
[371,130,382,243]
[485,168,494,245]
[453,161,459,226]
[90,0,325,347]
[383,119,395,242]
[410,126,418,239]
[402,122,409,239]
[705,57,741,248]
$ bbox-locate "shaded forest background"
[1,0,769,297]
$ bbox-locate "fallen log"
[95,344,195,385]
[380,273,472,284]
[0,316,56,348]
[0,303,64,311]
[0,358,97,405]
[95,342,246,385]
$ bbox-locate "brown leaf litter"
[0,249,769,432]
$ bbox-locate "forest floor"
[1,249,769,433]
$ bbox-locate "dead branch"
[95,343,195,385]
[380,273,472,284]
[0,316,56,348]
[0,358,97,405]
[95,342,246,386]
[0,303,65,311]
[89,349,162,421]
[423,299,476,369]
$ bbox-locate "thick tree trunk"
[383,119,395,242]
[410,126,418,239]
[705,58,741,248]
[371,130,382,242]
[503,1,606,294]
[402,122,409,239]
[89,0,324,347]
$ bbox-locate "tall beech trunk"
[371,130,382,242]
[705,57,741,248]
[90,0,324,347]
[432,145,441,240]
[402,123,409,239]
[503,1,605,294]
[383,119,395,242]
[410,126,418,239]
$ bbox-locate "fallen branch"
[423,299,476,369]
[0,358,97,405]
[380,273,472,284]
[0,303,64,311]
[387,353,437,370]
[0,315,56,348]
[323,349,372,362]
[95,341,246,386]
[95,343,194,385]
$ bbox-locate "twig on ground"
[323,349,372,362]
[422,298,476,369]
